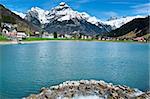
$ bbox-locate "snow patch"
[13,11,26,18]
[29,7,49,24]
[102,15,146,29]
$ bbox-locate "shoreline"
[0,40,149,45]
[25,80,150,99]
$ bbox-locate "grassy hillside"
[0,4,40,34]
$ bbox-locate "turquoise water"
[0,41,149,98]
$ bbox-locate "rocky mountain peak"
[107,16,118,21]
[59,2,69,7]
[25,7,49,24]
[24,2,112,34]
[52,2,71,11]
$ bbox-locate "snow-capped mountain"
[25,2,102,26]
[24,2,146,34]
[25,2,112,35]
[105,16,149,37]
[47,2,103,26]
[103,15,146,29]
[25,7,49,25]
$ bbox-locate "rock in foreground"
[25,80,150,99]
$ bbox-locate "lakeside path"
[0,40,149,45]
[0,40,80,44]
[0,40,85,45]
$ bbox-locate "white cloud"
[102,11,118,17]
[13,11,26,18]
[131,3,150,15]
[110,1,136,5]
[76,0,96,4]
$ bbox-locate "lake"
[0,41,149,98]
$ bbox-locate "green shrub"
[0,35,8,41]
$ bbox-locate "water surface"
[0,41,149,98]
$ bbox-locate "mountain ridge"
[103,15,146,29]
[104,16,149,39]
[15,2,146,29]
[25,2,112,35]
[1,2,148,37]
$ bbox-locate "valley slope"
[0,4,40,34]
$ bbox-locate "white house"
[42,32,54,38]
[2,28,17,37]
[81,35,84,39]
[2,28,9,35]
[17,32,27,39]
[58,34,65,39]
[65,34,72,38]
[35,31,40,35]
[87,36,92,39]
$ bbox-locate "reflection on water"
[0,41,149,98]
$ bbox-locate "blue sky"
[0,0,149,20]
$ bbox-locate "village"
[0,23,148,43]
